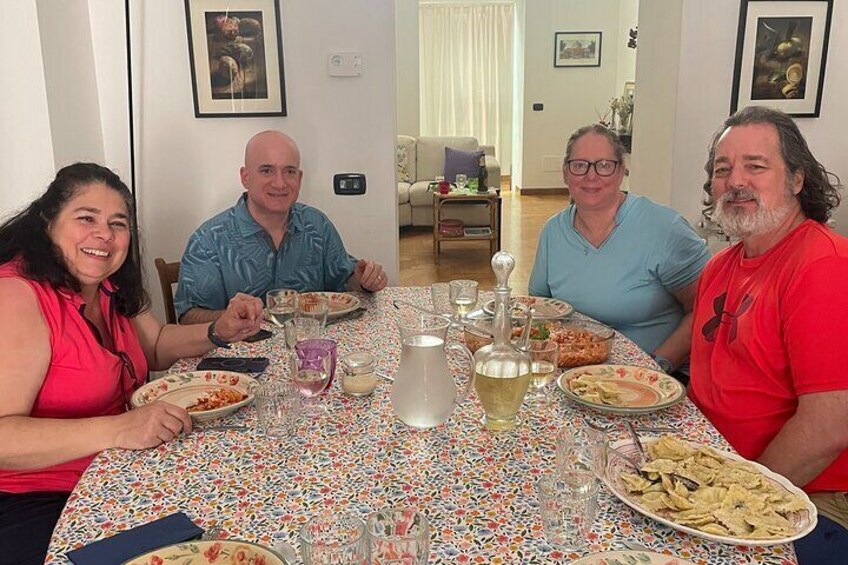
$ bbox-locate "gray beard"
[713,187,795,239]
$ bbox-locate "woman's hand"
[213,292,264,343]
[112,401,192,450]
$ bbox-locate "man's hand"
[213,293,264,342]
[351,259,388,292]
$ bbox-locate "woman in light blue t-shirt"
[529,125,709,375]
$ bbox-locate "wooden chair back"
[153,258,180,324]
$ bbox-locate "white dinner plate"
[557,364,686,415]
[604,437,817,546]
[481,295,573,320]
[130,371,256,423]
[123,540,288,564]
[299,291,361,318]
[571,551,696,565]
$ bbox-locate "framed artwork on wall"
[184,0,287,117]
[554,32,602,68]
[730,0,833,117]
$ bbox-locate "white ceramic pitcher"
[391,313,474,429]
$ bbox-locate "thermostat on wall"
[334,173,366,195]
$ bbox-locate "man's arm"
[179,307,224,324]
[758,390,848,487]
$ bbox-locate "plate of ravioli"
[557,365,686,414]
[604,435,817,545]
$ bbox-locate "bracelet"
[207,321,232,349]
[651,353,673,374]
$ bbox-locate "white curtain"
[419,2,514,174]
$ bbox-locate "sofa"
[397,135,501,227]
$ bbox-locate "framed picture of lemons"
[731,0,833,117]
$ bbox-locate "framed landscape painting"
[184,0,287,117]
[554,32,602,68]
[731,0,833,117]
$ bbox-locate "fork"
[201,524,223,540]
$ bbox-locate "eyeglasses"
[566,159,620,177]
[118,350,142,410]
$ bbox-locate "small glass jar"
[341,352,379,397]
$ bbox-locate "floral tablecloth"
[46,287,798,564]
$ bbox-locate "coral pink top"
[0,260,148,493]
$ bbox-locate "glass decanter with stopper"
[473,251,532,431]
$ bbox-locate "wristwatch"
[207,321,232,349]
[651,353,673,374]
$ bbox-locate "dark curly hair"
[703,106,841,223]
[564,124,628,169]
[0,163,149,317]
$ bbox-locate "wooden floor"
[398,189,570,293]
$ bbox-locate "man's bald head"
[244,130,300,168]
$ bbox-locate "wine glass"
[525,340,559,405]
[455,173,468,191]
[266,289,298,329]
[291,345,332,417]
[448,279,478,322]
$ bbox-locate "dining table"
[45,286,799,564]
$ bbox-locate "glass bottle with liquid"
[472,251,532,431]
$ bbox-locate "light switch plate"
[328,53,363,77]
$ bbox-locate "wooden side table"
[432,189,501,263]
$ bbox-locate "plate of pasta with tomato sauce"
[130,371,256,422]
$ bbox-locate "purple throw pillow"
[444,147,484,183]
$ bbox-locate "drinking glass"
[290,346,332,417]
[555,425,608,485]
[297,339,339,387]
[455,173,468,190]
[267,289,298,329]
[367,507,429,565]
[537,474,599,551]
[298,293,330,327]
[430,282,452,317]
[525,340,559,404]
[285,318,322,351]
[448,279,478,321]
[299,513,369,565]
[254,381,302,438]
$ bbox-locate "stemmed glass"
[525,340,559,405]
[291,345,332,417]
[448,279,478,322]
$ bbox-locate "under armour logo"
[701,292,753,343]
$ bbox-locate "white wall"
[519,0,636,190]
[135,0,399,318]
[633,0,848,235]
[0,0,54,216]
[396,0,420,137]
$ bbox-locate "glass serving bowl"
[547,318,615,368]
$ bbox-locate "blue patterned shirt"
[174,195,358,318]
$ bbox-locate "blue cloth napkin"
[66,512,203,565]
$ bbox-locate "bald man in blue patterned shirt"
[176,131,387,324]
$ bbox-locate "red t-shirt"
[689,220,848,493]
[0,261,148,493]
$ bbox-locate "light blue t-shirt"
[174,195,357,318]
[528,194,709,354]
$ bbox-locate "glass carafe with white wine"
[473,252,533,431]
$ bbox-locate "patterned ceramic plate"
[571,550,696,565]
[299,292,362,317]
[123,540,288,564]
[557,365,686,415]
[604,437,817,546]
[130,371,256,423]
[482,295,573,320]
